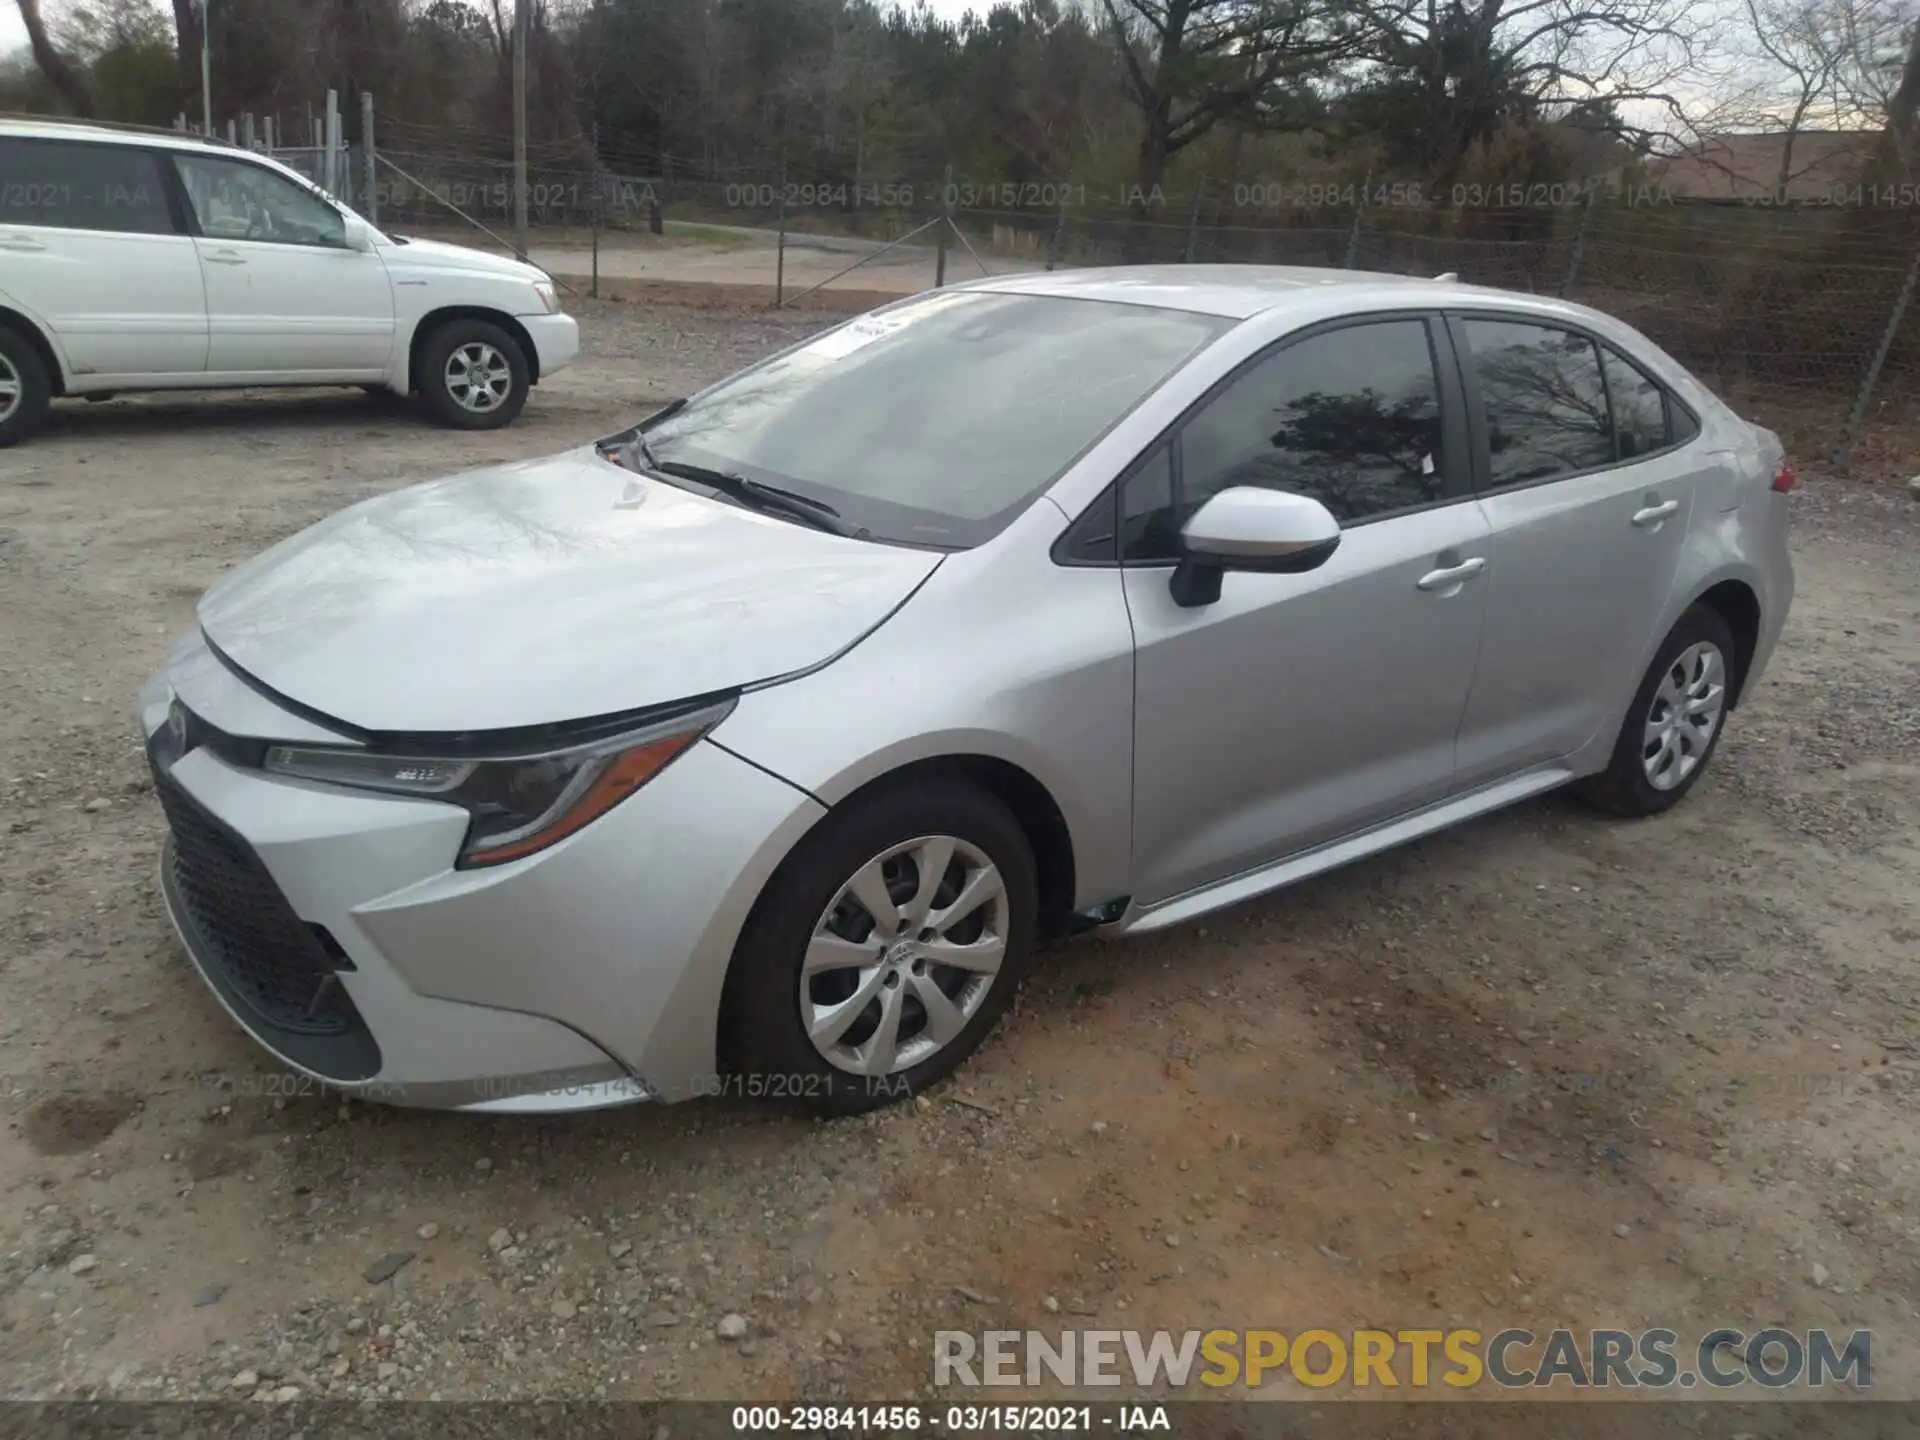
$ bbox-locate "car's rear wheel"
[417,320,529,430]
[721,780,1037,1115]
[0,326,53,448]
[1579,604,1736,817]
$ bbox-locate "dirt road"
[1,299,1916,1405]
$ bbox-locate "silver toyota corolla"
[138,265,1795,1114]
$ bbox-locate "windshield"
[636,291,1230,548]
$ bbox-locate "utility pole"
[199,0,212,135]
[513,0,530,260]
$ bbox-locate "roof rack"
[0,111,240,148]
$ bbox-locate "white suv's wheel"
[418,319,530,430]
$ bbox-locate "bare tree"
[14,0,96,115]
[1344,0,1710,177]
[1853,0,1919,177]
[1101,0,1358,205]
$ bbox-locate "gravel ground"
[0,298,1917,1405]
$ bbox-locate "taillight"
[1771,459,1796,493]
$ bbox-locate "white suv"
[0,119,579,445]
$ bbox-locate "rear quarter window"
[0,137,175,235]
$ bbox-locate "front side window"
[0,139,173,235]
[638,291,1229,549]
[1463,319,1613,487]
[172,154,346,248]
[1119,318,1448,562]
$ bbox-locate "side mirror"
[341,216,372,252]
[1170,486,1341,608]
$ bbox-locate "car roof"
[0,115,241,156]
[965,263,1596,325]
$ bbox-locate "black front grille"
[153,765,359,1037]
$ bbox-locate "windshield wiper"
[650,459,859,539]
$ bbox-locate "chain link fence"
[252,126,1920,475]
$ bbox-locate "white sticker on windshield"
[801,315,902,361]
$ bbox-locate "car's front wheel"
[417,319,530,430]
[1579,603,1737,816]
[721,780,1037,1115]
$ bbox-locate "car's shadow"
[37,389,421,439]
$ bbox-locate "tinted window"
[1171,319,1446,538]
[1058,482,1118,564]
[1603,346,1669,459]
[1464,320,1613,487]
[0,139,173,235]
[173,154,346,247]
[644,292,1227,549]
[1670,399,1700,444]
[1121,444,1177,561]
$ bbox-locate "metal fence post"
[263,114,275,154]
[1344,175,1370,268]
[775,160,788,308]
[589,124,601,300]
[322,90,340,196]
[1563,191,1598,297]
[936,165,952,288]
[1184,178,1205,263]
[241,113,254,150]
[1046,188,1069,272]
[361,93,377,225]
[1835,238,1920,472]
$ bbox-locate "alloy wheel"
[1642,640,1726,791]
[800,835,1009,1077]
[444,342,513,413]
[0,352,21,425]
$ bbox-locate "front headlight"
[263,699,733,868]
[532,280,559,314]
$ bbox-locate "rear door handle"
[1416,556,1486,592]
[204,249,247,265]
[1632,498,1680,527]
[0,234,47,252]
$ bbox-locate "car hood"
[382,235,547,281]
[196,448,942,733]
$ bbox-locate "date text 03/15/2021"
[730,1406,1166,1433]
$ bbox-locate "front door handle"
[0,234,47,252]
[1632,498,1680,527]
[203,249,248,265]
[1417,556,1487,592]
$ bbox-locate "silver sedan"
[137,265,1795,1113]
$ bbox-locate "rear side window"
[1602,347,1669,458]
[0,138,175,235]
[1462,319,1613,488]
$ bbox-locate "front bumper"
[520,311,580,380]
[141,644,824,1110]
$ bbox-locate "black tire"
[720,780,1038,1116]
[416,319,530,430]
[1578,603,1738,817]
[0,325,53,448]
